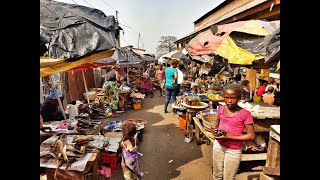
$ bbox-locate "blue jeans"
[164,86,177,112]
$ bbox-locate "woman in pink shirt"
[212,83,255,180]
[156,65,166,96]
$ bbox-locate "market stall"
[193,101,280,161]
[40,133,122,179]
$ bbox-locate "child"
[256,82,267,97]
[265,77,278,93]
[120,122,144,180]
[262,86,275,106]
[212,84,255,180]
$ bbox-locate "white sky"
[54,0,225,54]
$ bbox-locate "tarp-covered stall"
[40,0,119,77]
[188,20,280,65]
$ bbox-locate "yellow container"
[260,69,270,77]
[253,96,262,103]
[133,102,141,110]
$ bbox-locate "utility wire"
[98,0,139,34]
[71,0,79,5]
[100,0,117,11]
[120,36,131,46]
[71,0,142,48]
[81,0,95,8]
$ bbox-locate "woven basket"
[202,113,219,130]
[83,92,97,101]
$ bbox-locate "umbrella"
[188,20,280,65]
[171,49,191,61]
[162,50,179,59]
[143,54,156,63]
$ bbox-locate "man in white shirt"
[176,64,184,95]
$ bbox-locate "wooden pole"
[40,77,44,104]
[82,70,91,104]
[127,65,130,84]
[249,67,253,100]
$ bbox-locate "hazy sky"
[55,0,225,54]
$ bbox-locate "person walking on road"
[164,60,178,113]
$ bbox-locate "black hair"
[223,83,242,98]
[121,122,137,140]
[268,77,275,83]
[241,80,249,86]
[267,86,274,93]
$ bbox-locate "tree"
[156,36,177,55]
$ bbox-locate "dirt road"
[109,91,264,180]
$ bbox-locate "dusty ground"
[105,91,265,180]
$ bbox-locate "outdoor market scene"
[40,0,280,179]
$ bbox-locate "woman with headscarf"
[140,72,154,98]
[102,65,121,117]
[40,88,66,122]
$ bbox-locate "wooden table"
[45,152,99,180]
[181,102,208,140]
[193,117,267,161]
[40,119,108,142]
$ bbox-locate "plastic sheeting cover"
[264,28,280,62]
[229,32,266,54]
[40,0,118,59]
[97,47,144,66]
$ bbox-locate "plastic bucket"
[253,96,262,103]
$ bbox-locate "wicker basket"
[201,113,219,130]
[83,92,97,101]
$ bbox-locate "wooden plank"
[270,130,280,142]
[265,135,280,168]
[241,153,267,161]
[263,167,280,176]
[193,117,215,144]
[271,125,280,134]
[242,119,280,133]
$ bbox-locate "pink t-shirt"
[217,106,254,150]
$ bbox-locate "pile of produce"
[185,95,201,106]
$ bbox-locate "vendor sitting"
[240,80,251,102]
[140,72,154,98]
[40,88,66,122]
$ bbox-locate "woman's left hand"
[214,134,228,140]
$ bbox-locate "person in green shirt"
[164,60,178,113]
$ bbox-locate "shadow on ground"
[104,91,208,180]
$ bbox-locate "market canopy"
[40,0,119,76]
[171,49,191,61]
[187,20,280,65]
[97,47,145,68]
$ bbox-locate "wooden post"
[127,65,130,84]
[82,70,91,104]
[250,67,253,100]
[40,77,44,104]
[60,72,71,108]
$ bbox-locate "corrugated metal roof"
[176,0,268,43]
[193,0,228,23]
